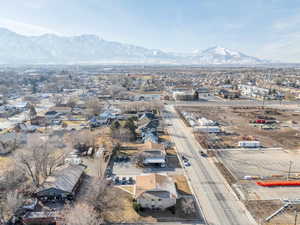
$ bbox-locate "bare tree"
[72,130,97,148]
[87,179,118,214]
[133,151,146,167]
[51,94,64,106]
[85,97,103,116]
[181,198,196,215]
[28,104,37,120]
[108,85,123,101]
[0,166,27,223]
[17,134,66,187]
[0,165,26,192]
[1,191,24,222]
[66,97,78,110]
[111,128,135,142]
[119,101,163,114]
[0,132,21,155]
[64,202,103,225]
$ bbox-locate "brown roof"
[142,141,164,151]
[134,174,176,198]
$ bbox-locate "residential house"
[48,106,72,115]
[238,84,269,99]
[172,90,197,101]
[134,174,177,210]
[15,123,38,133]
[35,164,85,202]
[22,211,63,225]
[218,89,240,99]
[0,105,20,118]
[142,130,159,143]
[137,113,160,144]
[137,118,159,133]
[137,112,156,127]
[141,141,166,167]
[45,111,60,119]
[13,101,30,111]
[195,87,210,98]
[31,116,48,126]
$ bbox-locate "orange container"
[257,181,300,187]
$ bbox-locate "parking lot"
[112,159,143,176]
[111,155,182,174]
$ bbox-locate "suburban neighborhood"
[0,65,300,225]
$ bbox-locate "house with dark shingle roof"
[35,164,85,202]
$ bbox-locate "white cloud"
[257,32,300,63]
[0,18,59,36]
[257,13,300,62]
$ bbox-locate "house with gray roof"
[134,173,177,210]
[35,164,86,202]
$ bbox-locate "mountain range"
[0,28,269,65]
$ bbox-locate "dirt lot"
[170,175,192,195]
[179,106,300,150]
[245,200,300,225]
[239,180,300,201]
[218,149,300,179]
[217,149,300,201]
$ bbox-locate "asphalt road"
[170,99,300,108]
[164,105,257,225]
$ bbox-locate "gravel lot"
[218,149,300,178]
[218,149,300,200]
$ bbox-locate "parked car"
[184,161,191,167]
[105,168,113,178]
[123,156,130,162]
[127,177,134,185]
[200,151,208,157]
[117,156,124,162]
[121,177,127,185]
[115,156,130,163]
[114,176,120,185]
[181,155,189,162]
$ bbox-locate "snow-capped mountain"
[190,46,269,64]
[0,28,268,65]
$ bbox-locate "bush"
[133,201,141,212]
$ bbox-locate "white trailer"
[198,117,215,126]
[193,126,221,133]
[65,157,82,165]
[238,141,261,148]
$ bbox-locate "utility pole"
[294,210,298,225]
[288,160,293,180]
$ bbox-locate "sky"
[0,0,300,62]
